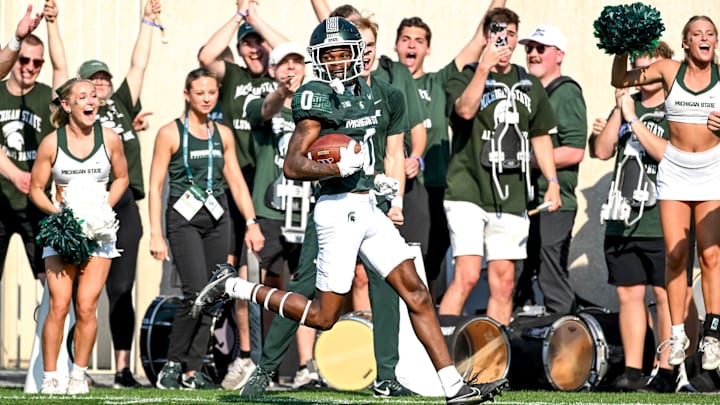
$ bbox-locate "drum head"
[314,313,375,391]
[545,317,593,391]
[453,318,510,383]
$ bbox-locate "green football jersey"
[97,79,144,199]
[445,64,557,213]
[291,80,378,197]
[0,81,54,210]
[220,61,277,170]
[605,96,669,238]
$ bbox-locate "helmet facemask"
[308,17,365,86]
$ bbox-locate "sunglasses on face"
[19,56,45,68]
[524,43,549,55]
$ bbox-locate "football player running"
[192,17,507,404]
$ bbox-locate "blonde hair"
[50,78,93,128]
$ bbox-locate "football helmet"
[308,17,365,84]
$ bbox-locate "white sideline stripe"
[0,395,214,404]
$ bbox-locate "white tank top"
[664,63,720,125]
[51,123,111,186]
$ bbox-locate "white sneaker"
[658,334,690,366]
[66,375,89,395]
[700,336,720,370]
[221,358,256,390]
[40,377,65,394]
[675,362,693,392]
[292,366,320,389]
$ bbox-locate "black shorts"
[605,236,665,287]
[256,217,301,276]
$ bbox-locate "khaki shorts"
[444,200,529,260]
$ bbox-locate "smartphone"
[490,22,508,47]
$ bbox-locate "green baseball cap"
[78,59,113,79]
[237,23,262,42]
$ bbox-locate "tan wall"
[1,0,716,369]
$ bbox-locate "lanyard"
[182,111,214,195]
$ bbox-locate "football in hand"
[308,133,360,164]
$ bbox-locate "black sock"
[658,368,673,381]
[704,313,720,338]
[298,364,307,371]
[240,350,251,359]
[624,367,643,383]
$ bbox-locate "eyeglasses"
[524,43,549,55]
[19,56,45,68]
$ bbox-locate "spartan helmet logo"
[3,121,25,151]
[492,99,511,128]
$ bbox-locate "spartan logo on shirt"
[418,89,431,102]
[1,120,36,162]
[97,100,135,142]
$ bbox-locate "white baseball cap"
[269,42,308,66]
[519,24,567,52]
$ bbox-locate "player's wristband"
[410,155,425,171]
[8,36,21,51]
[547,176,559,184]
[246,217,258,226]
[391,197,404,210]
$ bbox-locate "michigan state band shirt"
[0,81,54,210]
[97,79,144,199]
[221,61,277,171]
[445,63,557,214]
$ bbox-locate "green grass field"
[1,387,719,404]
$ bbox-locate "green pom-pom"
[36,208,98,266]
[593,2,665,57]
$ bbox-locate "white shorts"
[444,200,529,260]
[657,142,720,201]
[314,192,414,294]
[43,240,120,260]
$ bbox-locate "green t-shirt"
[532,80,587,211]
[369,77,410,173]
[415,61,458,187]
[291,80,377,197]
[0,81,54,210]
[246,98,297,221]
[445,64,557,213]
[220,61,276,170]
[97,79,144,199]
[167,119,226,198]
[605,96,668,238]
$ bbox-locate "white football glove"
[374,174,400,200]
[337,140,364,177]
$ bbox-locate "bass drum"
[314,311,376,391]
[140,295,239,385]
[509,310,654,391]
[439,315,511,383]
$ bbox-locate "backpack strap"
[544,75,581,97]
[378,55,395,84]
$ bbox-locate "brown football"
[308,133,360,164]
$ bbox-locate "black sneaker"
[640,372,675,393]
[113,368,142,389]
[190,263,237,319]
[240,367,276,396]
[613,373,646,392]
[446,378,508,404]
[372,379,417,397]
[156,361,182,390]
[181,371,219,390]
